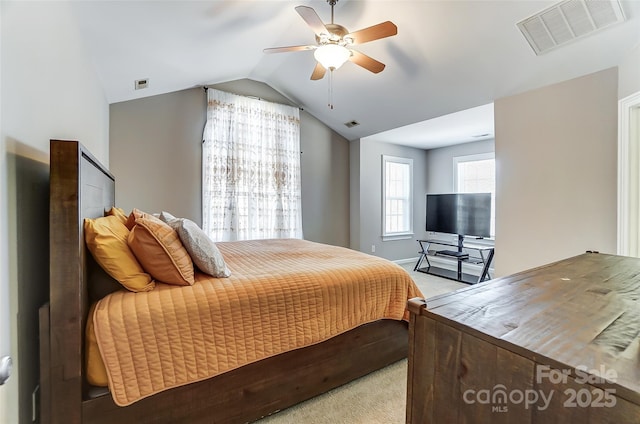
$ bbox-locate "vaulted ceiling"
[71,0,640,145]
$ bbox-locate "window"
[202,88,302,241]
[382,155,413,240]
[454,152,496,237]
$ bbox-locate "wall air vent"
[344,120,360,128]
[517,0,626,55]
[134,78,149,90]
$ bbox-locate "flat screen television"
[425,193,492,238]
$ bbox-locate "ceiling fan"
[264,0,398,80]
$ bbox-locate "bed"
[40,139,420,424]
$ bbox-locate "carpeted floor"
[255,263,467,423]
[404,261,468,300]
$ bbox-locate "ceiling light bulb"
[314,44,351,70]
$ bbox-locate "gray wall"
[1,2,110,423]
[350,140,429,261]
[110,88,205,223]
[349,140,361,251]
[298,108,351,246]
[110,79,350,247]
[425,139,495,194]
[494,67,618,277]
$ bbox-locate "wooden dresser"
[406,252,640,423]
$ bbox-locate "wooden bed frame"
[39,139,409,424]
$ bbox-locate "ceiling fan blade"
[263,45,316,54]
[295,6,328,37]
[349,50,386,74]
[310,62,326,80]
[346,21,397,45]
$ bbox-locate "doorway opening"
[617,91,640,256]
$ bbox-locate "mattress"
[89,238,422,406]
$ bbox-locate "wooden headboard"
[44,140,115,422]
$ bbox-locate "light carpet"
[255,263,467,423]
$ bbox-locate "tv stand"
[413,236,494,284]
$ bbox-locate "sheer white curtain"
[202,88,302,241]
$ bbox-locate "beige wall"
[494,67,618,277]
[110,80,350,247]
[1,2,110,423]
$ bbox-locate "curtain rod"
[202,86,303,111]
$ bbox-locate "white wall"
[1,2,109,422]
[2,2,109,162]
[494,67,618,277]
[0,3,7,422]
[619,43,640,99]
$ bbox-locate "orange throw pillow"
[84,215,155,292]
[105,206,128,225]
[124,208,148,230]
[128,215,195,286]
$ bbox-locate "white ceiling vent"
[517,0,626,55]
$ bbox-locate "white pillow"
[159,212,231,278]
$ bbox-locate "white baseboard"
[393,257,419,266]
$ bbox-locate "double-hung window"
[382,155,413,240]
[454,152,496,237]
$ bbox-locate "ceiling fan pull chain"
[328,70,334,110]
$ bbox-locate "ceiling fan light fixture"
[314,44,351,70]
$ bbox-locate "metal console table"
[414,237,494,284]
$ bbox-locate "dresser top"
[413,252,640,404]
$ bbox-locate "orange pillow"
[105,207,128,225]
[128,215,195,286]
[124,208,148,230]
[84,215,155,292]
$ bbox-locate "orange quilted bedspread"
[92,239,422,406]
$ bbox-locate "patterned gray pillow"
[159,212,231,278]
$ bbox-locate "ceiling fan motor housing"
[316,24,352,46]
